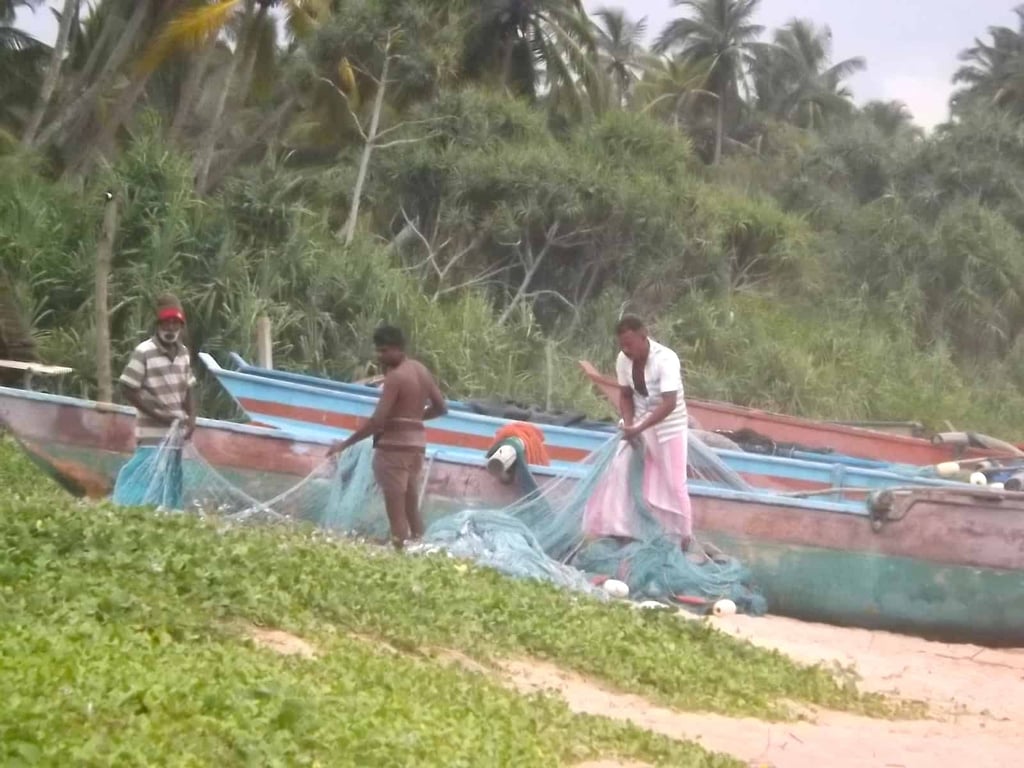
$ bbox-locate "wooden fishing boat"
[224,352,615,431]
[3,385,1021,646]
[578,361,1022,466]
[225,351,1023,467]
[225,353,924,469]
[199,353,972,498]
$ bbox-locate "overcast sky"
[15,0,1020,129]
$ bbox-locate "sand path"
[507,613,1024,768]
[248,614,1024,767]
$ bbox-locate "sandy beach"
[507,613,1024,768]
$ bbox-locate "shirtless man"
[327,325,447,549]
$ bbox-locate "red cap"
[157,307,185,323]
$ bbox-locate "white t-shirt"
[615,338,688,443]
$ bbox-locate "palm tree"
[862,100,922,139]
[31,0,160,151]
[0,0,49,137]
[0,0,43,53]
[21,0,79,147]
[461,0,599,113]
[655,0,763,165]
[951,6,1024,116]
[58,0,210,175]
[751,19,865,131]
[636,54,713,130]
[140,0,328,191]
[0,0,39,39]
[593,7,646,109]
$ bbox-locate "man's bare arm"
[329,373,399,454]
[423,374,448,421]
[184,388,197,438]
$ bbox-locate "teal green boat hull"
[713,534,1024,645]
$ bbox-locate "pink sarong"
[582,430,692,540]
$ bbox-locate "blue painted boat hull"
[200,353,970,497]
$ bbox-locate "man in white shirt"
[583,315,693,548]
[615,316,689,446]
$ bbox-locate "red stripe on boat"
[237,397,592,464]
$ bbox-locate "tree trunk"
[497,229,556,326]
[713,91,724,166]
[68,72,149,177]
[74,2,117,91]
[168,33,217,143]
[568,272,599,335]
[35,0,154,149]
[22,0,79,148]
[194,0,260,194]
[204,95,298,190]
[500,37,515,90]
[339,52,391,246]
[231,13,265,112]
[71,0,192,174]
[95,193,120,403]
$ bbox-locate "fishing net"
[109,423,766,615]
[110,427,379,531]
[470,436,766,614]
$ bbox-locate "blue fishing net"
[426,437,766,614]
[113,424,766,615]
[112,445,184,509]
[422,509,605,597]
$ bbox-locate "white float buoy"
[970,471,988,486]
[935,461,961,477]
[602,579,629,599]
[712,598,737,617]
[486,444,518,484]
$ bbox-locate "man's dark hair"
[373,324,405,349]
[615,314,646,335]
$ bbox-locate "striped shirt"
[119,337,196,445]
[616,339,688,443]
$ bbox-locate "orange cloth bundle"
[494,422,551,466]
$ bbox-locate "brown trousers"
[372,448,425,548]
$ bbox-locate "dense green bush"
[0,437,917,765]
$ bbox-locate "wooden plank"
[255,315,273,369]
[95,191,119,402]
[0,359,73,376]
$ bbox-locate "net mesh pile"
[110,424,766,615]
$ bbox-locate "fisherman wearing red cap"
[112,294,197,508]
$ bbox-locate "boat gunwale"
[228,353,982,477]
[1,385,873,515]
[200,352,614,443]
[203,356,976,496]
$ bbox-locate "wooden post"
[545,341,554,413]
[95,191,119,403]
[255,314,272,369]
